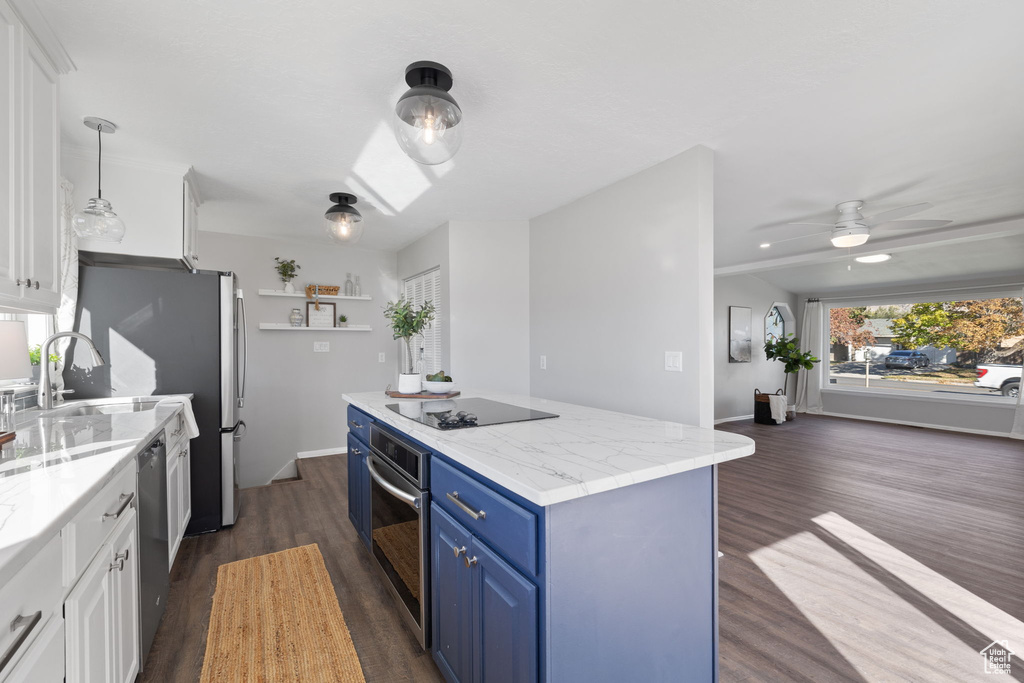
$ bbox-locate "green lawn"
[882,367,977,385]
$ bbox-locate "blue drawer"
[432,458,538,576]
[347,405,373,444]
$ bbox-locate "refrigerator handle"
[237,291,247,408]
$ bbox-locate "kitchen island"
[343,391,755,683]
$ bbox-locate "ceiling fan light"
[324,193,364,244]
[855,253,892,264]
[830,224,870,248]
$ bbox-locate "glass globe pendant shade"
[72,197,126,242]
[394,62,463,165]
[324,193,363,244]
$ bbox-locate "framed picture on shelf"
[306,301,336,328]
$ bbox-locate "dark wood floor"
[716,415,1024,682]
[143,417,1023,682]
[140,456,444,683]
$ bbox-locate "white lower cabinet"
[64,508,139,683]
[167,437,191,568]
[3,615,64,683]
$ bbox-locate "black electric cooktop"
[386,397,559,430]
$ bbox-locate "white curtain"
[795,299,824,414]
[53,179,78,400]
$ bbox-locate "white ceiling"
[37,0,1024,292]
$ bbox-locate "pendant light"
[72,117,126,243]
[393,61,463,165]
[324,193,363,243]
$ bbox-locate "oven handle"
[366,456,421,509]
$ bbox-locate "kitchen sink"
[43,397,163,418]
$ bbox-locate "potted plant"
[763,334,819,418]
[273,257,301,293]
[383,298,436,394]
[337,314,348,328]
[29,345,60,383]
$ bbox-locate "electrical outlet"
[378,352,386,363]
[314,341,330,353]
[540,355,547,370]
[665,351,683,371]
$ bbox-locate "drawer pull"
[179,447,188,459]
[0,611,42,673]
[110,549,130,572]
[351,447,361,456]
[447,491,486,520]
[348,420,361,429]
[452,545,466,558]
[102,492,135,521]
[463,555,478,569]
[170,426,184,438]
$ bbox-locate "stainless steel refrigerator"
[68,261,247,532]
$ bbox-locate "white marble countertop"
[343,391,755,507]
[0,397,187,586]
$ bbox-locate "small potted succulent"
[273,257,301,293]
[383,298,436,394]
[337,314,348,328]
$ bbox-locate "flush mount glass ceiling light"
[72,117,126,243]
[855,253,892,263]
[393,61,463,165]
[830,224,870,248]
[324,193,363,243]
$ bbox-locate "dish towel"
[768,395,788,424]
[157,395,200,438]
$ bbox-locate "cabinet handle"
[102,492,135,521]
[348,420,360,429]
[15,279,23,287]
[446,491,486,520]
[452,545,466,558]
[0,611,42,673]
[351,447,361,456]
[31,280,38,290]
[463,555,478,569]
[110,549,129,573]
[179,447,188,460]
[170,426,184,438]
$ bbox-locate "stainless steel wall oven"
[367,423,431,648]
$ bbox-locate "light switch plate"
[378,352,386,363]
[313,341,330,353]
[665,351,683,371]
[540,355,547,370]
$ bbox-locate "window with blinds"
[402,268,442,375]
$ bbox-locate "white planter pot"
[397,373,421,394]
[283,281,295,294]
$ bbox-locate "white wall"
[199,230,398,486]
[529,146,715,427]
[397,223,451,373]
[821,389,1016,437]
[398,220,531,394]
[448,221,530,394]
[714,274,800,421]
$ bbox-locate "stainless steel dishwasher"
[137,436,169,668]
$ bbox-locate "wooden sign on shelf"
[306,301,336,327]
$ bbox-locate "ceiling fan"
[760,200,952,249]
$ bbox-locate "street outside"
[829,362,1002,398]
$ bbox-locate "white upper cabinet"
[0,0,68,313]
[67,152,202,269]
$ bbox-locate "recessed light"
[759,243,771,248]
[855,253,892,264]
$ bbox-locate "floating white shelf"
[259,323,372,332]
[257,289,372,301]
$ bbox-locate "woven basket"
[305,284,340,298]
[753,388,785,403]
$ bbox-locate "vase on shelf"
[283,281,295,294]
[289,308,303,327]
[354,275,361,297]
[344,273,354,297]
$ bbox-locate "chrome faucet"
[37,332,105,410]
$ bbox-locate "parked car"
[884,350,930,369]
[975,364,1021,397]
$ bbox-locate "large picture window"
[402,268,442,376]
[827,296,1023,401]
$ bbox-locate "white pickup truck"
[975,364,1021,398]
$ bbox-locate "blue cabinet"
[432,504,538,683]
[346,432,371,549]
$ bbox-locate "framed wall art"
[306,301,336,328]
[729,306,752,363]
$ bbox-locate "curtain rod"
[811,281,1024,303]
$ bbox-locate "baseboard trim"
[297,446,347,459]
[821,411,1011,438]
[714,414,754,425]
